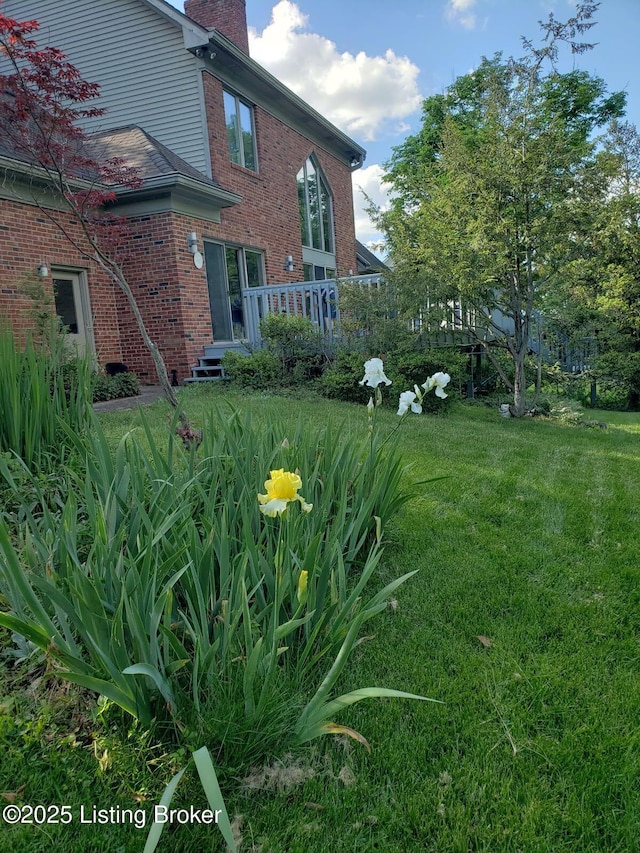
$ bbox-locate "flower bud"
[297,570,308,606]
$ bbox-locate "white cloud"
[445,0,477,30]
[352,163,394,247]
[248,1,422,143]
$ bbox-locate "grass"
[1,385,638,851]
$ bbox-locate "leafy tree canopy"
[374,2,626,414]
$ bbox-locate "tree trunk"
[510,349,528,417]
[97,255,190,429]
[531,326,543,408]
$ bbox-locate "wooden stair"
[185,342,249,383]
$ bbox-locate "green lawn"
[1,387,638,852]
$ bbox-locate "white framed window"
[303,262,336,282]
[223,90,257,171]
[52,269,94,358]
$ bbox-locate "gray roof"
[356,239,389,273]
[86,125,221,187]
[86,125,241,209]
[0,122,241,210]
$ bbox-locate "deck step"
[187,343,249,382]
[203,342,249,359]
[191,363,225,376]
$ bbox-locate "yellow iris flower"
[297,570,308,605]
[258,469,313,517]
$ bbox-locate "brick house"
[0,0,366,382]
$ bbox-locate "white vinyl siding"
[2,0,210,176]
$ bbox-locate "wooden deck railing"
[242,274,383,344]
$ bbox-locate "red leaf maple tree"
[0,10,190,424]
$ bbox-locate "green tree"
[597,122,640,406]
[376,3,625,415]
[557,120,640,407]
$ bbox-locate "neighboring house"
[0,0,366,382]
[355,240,389,276]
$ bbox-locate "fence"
[242,274,383,344]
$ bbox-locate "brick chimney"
[184,0,249,54]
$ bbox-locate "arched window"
[297,157,334,254]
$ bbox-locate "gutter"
[0,156,242,209]
[113,173,242,207]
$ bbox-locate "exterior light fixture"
[37,264,49,278]
[284,254,294,273]
[187,232,204,269]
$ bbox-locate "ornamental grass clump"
[0,403,423,735]
[0,327,93,470]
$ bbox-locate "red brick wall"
[202,71,358,284]
[0,72,360,385]
[116,211,215,382]
[184,0,249,53]
[0,197,123,363]
[0,198,215,384]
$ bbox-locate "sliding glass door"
[204,242,264,341]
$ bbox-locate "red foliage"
[0,10,141,251]
[1,13,102,167]
[0,10,184,416]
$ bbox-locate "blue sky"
[167,0,640,244]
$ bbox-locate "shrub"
[321,346,465,411]
[111,371,141,399]
[318,350,369,403]
[259,312,318,352]
[387,349,466,413]
[532,396,552,415]
[593,350,640,410]
[550,399,586,425]
[560,350,640,411]
[222,315,328,388]
[260,313,327,383]
[92,371,140,402]
[337,280,414,353]
[221,349,280,389]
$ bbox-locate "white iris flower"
[422,372,451,399]
[359,358,392,388]
[397,389,422,416]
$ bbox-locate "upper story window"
[297,157,334,254]
[223,90,257,171]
